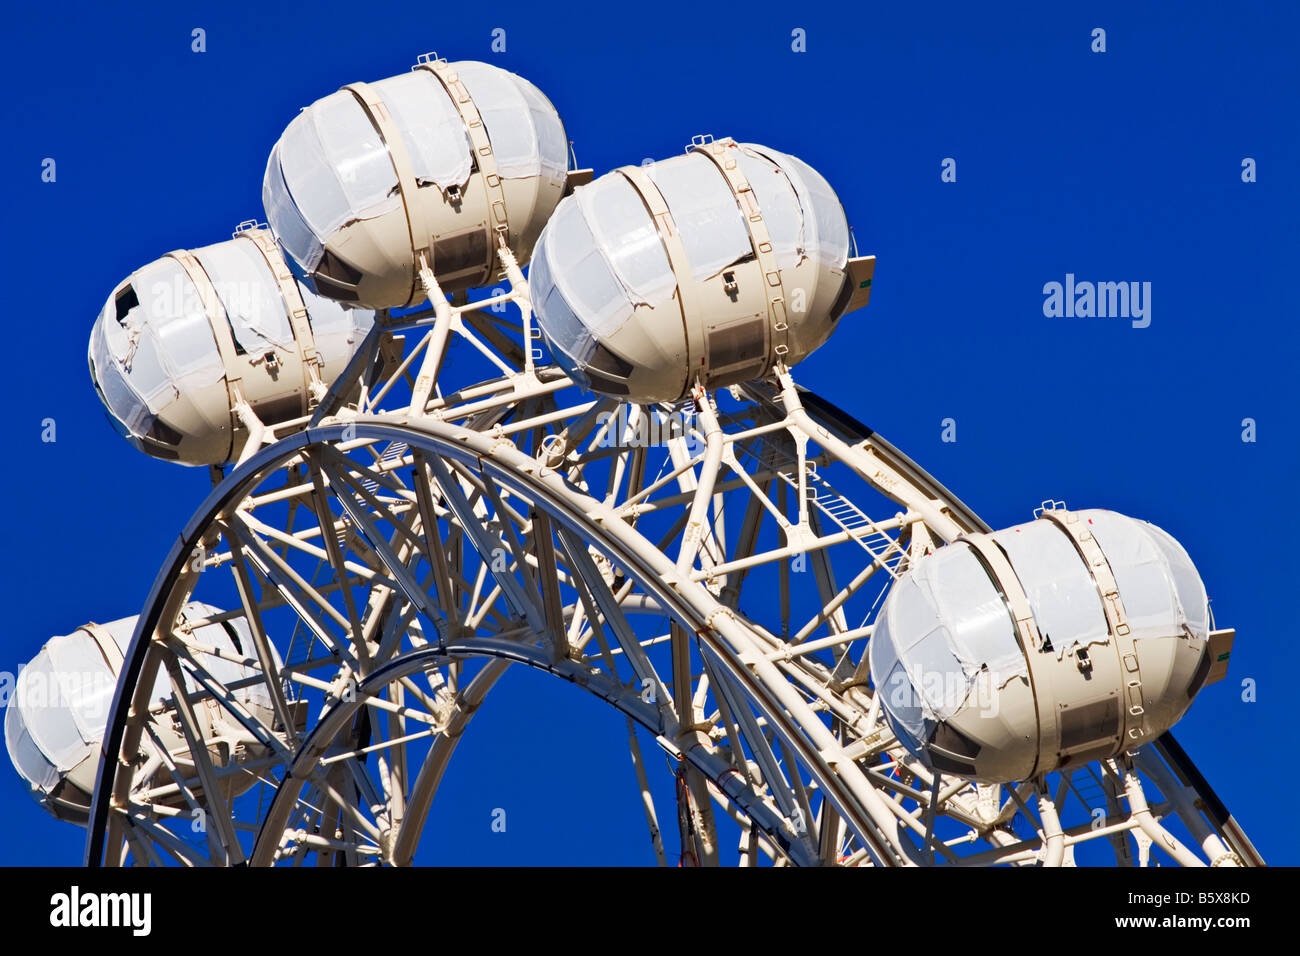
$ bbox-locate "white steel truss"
[84,251,1262,867]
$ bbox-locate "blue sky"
[1,1,1296,864]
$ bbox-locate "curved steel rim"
[251,641,814,865]
[87,398,915,867]
[84,389,1241,866]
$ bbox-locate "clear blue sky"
[1,1,1295,865]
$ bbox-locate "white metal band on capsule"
[81,622,125,672]
[164,247,244,462]
[342,80,433,306]
[690,136,790,366]
[341,56,514,306]
[416,56,512,252]
[166,235,329,462]
[235,223,323,416]
[614,162,706,390]
[1039,507,1149,743]
[959,530,1055,778]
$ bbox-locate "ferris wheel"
[3,53,1262,868]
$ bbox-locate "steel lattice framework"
[84,249,1262,867]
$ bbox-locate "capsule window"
[828,269,854,322]
[141,441,179,461]
[926,750,978,777]
[145,416,184,447]
[545,200,630,335]
[455,62,540,180]
[736,146,804,270]
[581,369,630,396]
[995,518,1108,658]
[586,343,634,379]
[930,722,983,760]
[263,149,323,272]
[114,285,139,325]
[647,154,749,282]
[574,174,675,310]
[319,249,363,286]
[4,698,62,795]
[775,151,850,270]
[219,620,245,655]
[513,74,568,184]
[373,70,472,193]
[1185,647,1213,699]
[1087,512,1183,640]
[312,276,360,302]
[198,241,296,357]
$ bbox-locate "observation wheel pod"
[870,506,1232,784]
[4,604,290,825]
[263,54,584,309]
[530,135,875,404]
[88,226,375,466]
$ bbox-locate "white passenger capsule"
[88,227,374,466]
[529,136,875,403]
[4,604,288,825]
[263,55,581,309]
[868,508,1234,783]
